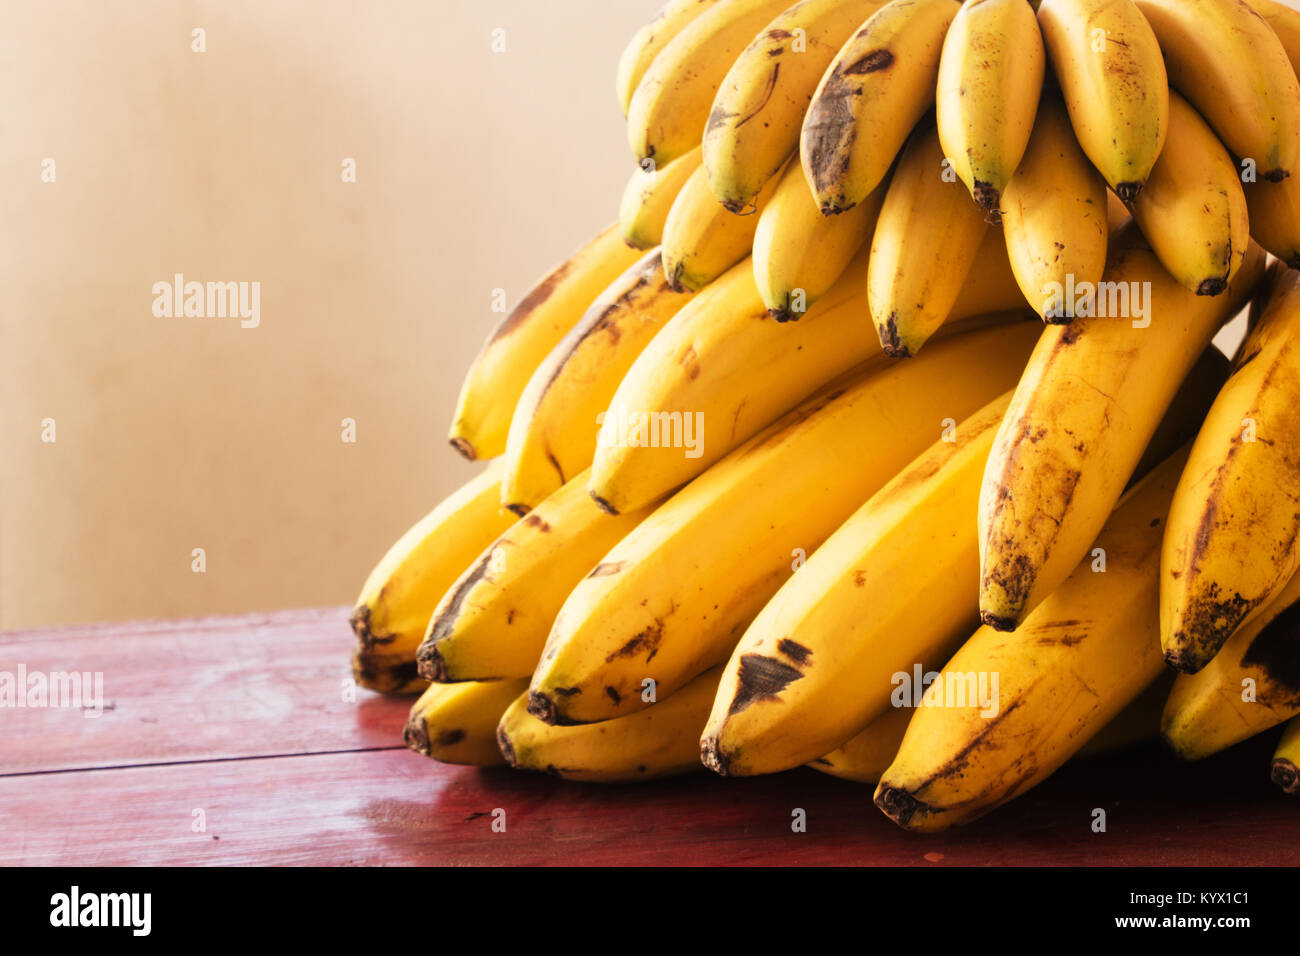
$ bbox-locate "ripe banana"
[533,322,1040,727]
[449,224,642,461]
[1162,568,1300,760]
[350,462,515,694]
[1133,0,1300,183]
[875,447,1188,832]
[661,159,785,292]
[802,0,960,215]
[498,666,723,782]
[627,0,795,167]
[1037,0,1169,201]
[1000,93,1108,322]
[703,0,888,213]
[404,678,529,765]
[1162,268,1300,673]
[1128,93,1249,296]
[616,0,724,117]
[935,0,1045,216]
[1244,176,1300,270]
[702,392,1017,776]
[1247,0,1300,76]
[620,148,704,250]
[867,122,991,356]
[1272,716,1300,794]
[417,469,653,682]
[752,156,883,320]
[501,249,695,512]
[977,237,1266,631]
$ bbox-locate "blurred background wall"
[1,0,649,627]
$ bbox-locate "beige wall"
[1,0,650,627]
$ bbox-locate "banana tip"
[979,609,1019,633]
[449,436,477,461]
[699,735,729,776]
[402,714,431,757]
[1162,648,1204,675]
[526,690,560,725]
[873,783,926,829]
[1263,168,1290,184]
[1271,758,1299,794]
[589,491,620,516]
[1114,181,1143,203]
[415,642,447,682]
[496,725,518,767]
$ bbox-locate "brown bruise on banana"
[879,312,910,358]
[490,262,572,343]
[417,550,495,681]
[350,603,396,649]
[352,650,422,695]
[496,725,517,767]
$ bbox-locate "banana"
[417,469,653,682]
[935,0,1045,216]
[661,159,786,292]
[1161,568,1300,760]
[1037,0,1169,201]
[449,224,642,461]
[501,250,695,512]
[1247,0,1300,76]
[350,462,515,694]
[801,0,961,216]
[1244,176,1300,270]
[404,678,529,765]
[627,0,796,167]
[617,0,725,117]
[752,156,883,320]
[867,121,992,356]
[977,237,1266,631]
[1000,93,1109,322]
[1128,93,1249,296]
[875,447,1188,832]
[702,392,1016,776]
[1133,0,1300,183]
[498,666,723,782]
[1272,716,1300,794]
[533,322,1040,726]
[1162,268,1300,673]
[703,0,888,213]
[620,148,704,251]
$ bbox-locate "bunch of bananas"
[350,0,1300,830]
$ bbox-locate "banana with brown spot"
[404,678,529,766]
[619,148,704,251]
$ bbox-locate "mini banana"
[935,0,1045,216]
[417,469,653,682]
[1272,716,1300,794]
[449,224,642,461]
[875,447,1188,832]
[620,148,704,250]
[867,121,991,356]
[802,0,960,215]
[1162,268,1300,673]
[752,156,883,320]
[1244,176,1300,270]
[627,0,796,167]
[501,249,695,513]
[1134,0,1300,183]
[978,236,1266,631]
[404,678,529,765]
[1000,93,1108,321]
[704,0,888,213]
[532,322,1040,727]
[1037,0,1169,200]
[616,0,725,116]
[350,462,515,694]
[1128,93,1249,296]
[498,666,723,782]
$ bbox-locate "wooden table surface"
[0,606,1294,866]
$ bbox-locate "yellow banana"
[802,0,961,215]
[627,0,796,167]
[875,447,1188,832]
[752,156,882,320]
[1272,716,1300,794]
[404,678,529,766]
[1248,0,1300,76]
[1000,94,1108,322]
[1162,268,1300,673]
[1162,569,1300,760]
[449,224,642,461]
[498,667,723,782]
[935,0,1045,216]
[616,0,725,117]
[867,122,991,356]
[1134,0,1300,183]
[1037,0,1169,201]
[978,236,1266,631]
[501,249,695,512]
[1244,176,1300,270]
[1128,93,1249,296]
[417,469,653,682]
[703,0,888,213]
[350,462,515,694]
[619,148,704,251]
[533,322,1040,727]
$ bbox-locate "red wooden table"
[1,607,1294,866]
